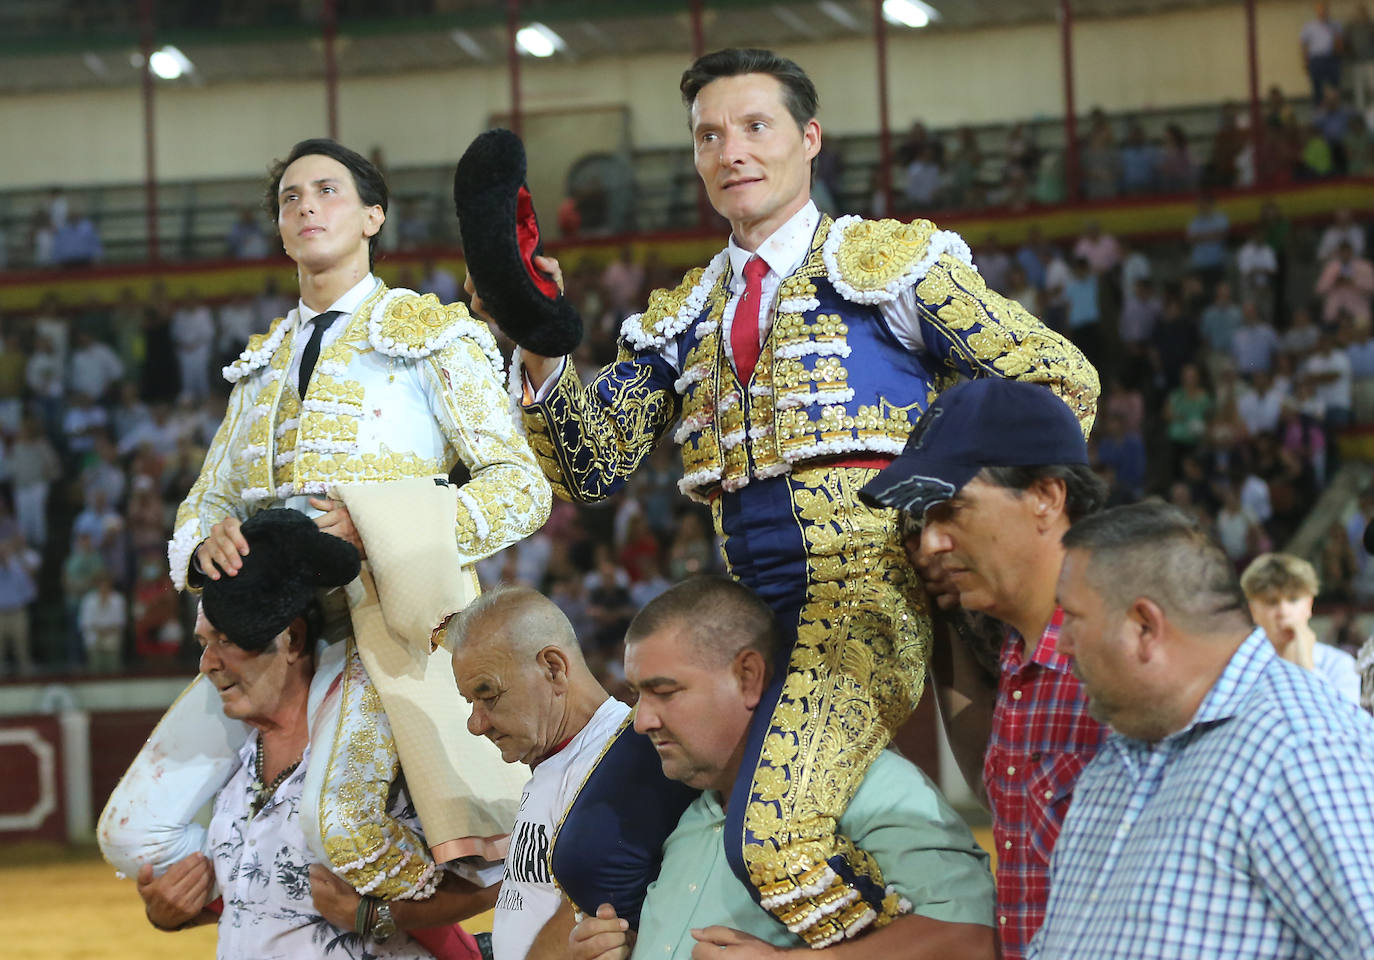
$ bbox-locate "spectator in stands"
[1151,287,1200,389]
[1072,220,1121,277]
[1282,305,1320,357]
[1117,120,1157,194]
[420,258,459,303]
[132,553,183,663]
[973,234,1012,294]
[1300,1,1344,104]
[1156,123,1195,193]
[1344,111,1373,174]
[1064,256,1104,369]
[139,293,181,404]
[1319,520,1360,603]
[1236,227,1278,319]
[0,331,23,435]
[1043,245,1073,331]
[1231,300,1281,376]
[1015,226,1050,291]
[1118,238,1151,294]
[1237,369,1287,436]
[1093,410,1146,501]
[1299,120,1336,178]
[1214,482,1266,568]
[68,329,124,403]
[118,403,181,458]
[583,543,635,654]
[1186,194,1229,285]
[1206,103,1247,189]
[666,511,715,581]
[0,536,36,676]
[51,202,103,267]
[171,294,216,402]
[1348,3,1374,111]
[1303,329,1354,428]
[24,333,64,441]
[79,571,126,674]
[216,291,258,368]
[225,207,270,259]
[628,554,671,610]
[396,197,433,249]
[903,143,942,209]
[61,391,109,460]
[1241,552,1359,702]
[62,531,104,669]
[946,126,983,209]
[8,420,60,549]
[1316,87,1354,171]
[1317,240,1374,329]
[1200,281,1243,377]
[1080,119,1119,200]
[1007,264,1039,315]
[600,244,646,321]
[1165,363,1213,463]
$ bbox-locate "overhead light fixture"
[515,23,563,58]
[450,28,487,59]
[882,0,939,28]
[817,1,861,30]
[148,44,193,79]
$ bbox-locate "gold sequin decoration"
[831,218,938,294]
[739,466,932,935]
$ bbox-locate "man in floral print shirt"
[135,510,497,959]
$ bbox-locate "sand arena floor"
[6,830,993,957]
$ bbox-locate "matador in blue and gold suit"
[518,202,1098,947]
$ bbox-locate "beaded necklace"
[249,738,303,819]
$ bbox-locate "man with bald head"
[447,586,630,960]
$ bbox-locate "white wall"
[0,0,1316,190]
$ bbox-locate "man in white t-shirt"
[447,586,632,960]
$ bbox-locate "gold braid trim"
[741,466,929,945]
[914,254,1099,435]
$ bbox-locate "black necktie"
[298,310,342,397]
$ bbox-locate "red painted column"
[507,0,522,138]
[1245,0,1265,184]
[138,0,158,262]
[1059,0,1081,202]
[691,0,712,228]
[324,0,339,140]
[873,0,894,216]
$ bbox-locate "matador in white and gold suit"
[101,272,551,913]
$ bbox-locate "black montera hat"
[201,509,360,652]
[453,128,583,357]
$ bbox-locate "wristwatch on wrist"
[371,902,397,942]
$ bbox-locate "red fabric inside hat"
[517,184,560,300]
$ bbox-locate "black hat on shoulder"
[201,509,360,653]
[453,128,583,357]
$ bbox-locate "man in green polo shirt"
[567,576,995,959]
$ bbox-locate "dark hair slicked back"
[680,48,818,131]
[263,138,388,270]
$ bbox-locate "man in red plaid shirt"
[860,378,1110,960]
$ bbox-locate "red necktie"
[731,256,770,386]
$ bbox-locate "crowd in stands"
[0,196,1372,683]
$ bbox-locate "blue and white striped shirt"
[1029,629,1374,960]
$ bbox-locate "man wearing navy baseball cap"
[860,378,1111,960]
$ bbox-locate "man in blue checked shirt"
[1031,500,1374,960]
